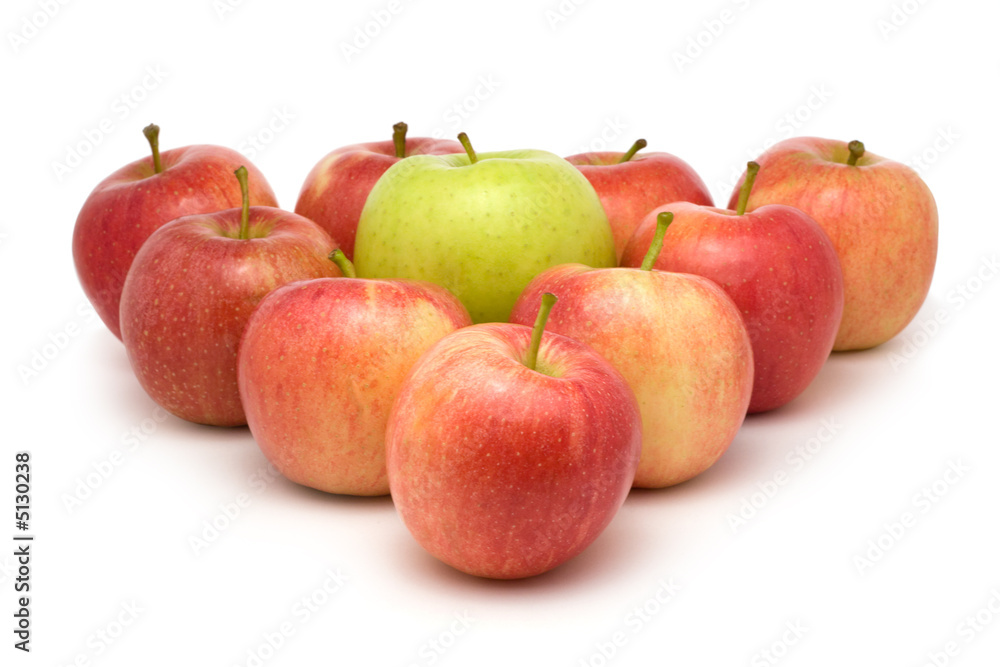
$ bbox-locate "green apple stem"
[234,166,251,240]
[847,140,865,166]
[143,123,163,174]
[734,161,760,216]
[640,212,673,271]
[617,138,647,164]
[526,293,558,372]
[457,132,478,164]
[393,122,408,158]
[329,249,357,278]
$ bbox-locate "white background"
[3,0,999,665]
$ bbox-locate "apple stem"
[617,138,647,164]
[234,166,250,240]
[526,293,557,372]
[847,140,865,166]
[640,212,673,271]
[735,161,760,216]
[143,123,163,174]
[457,132,478,164]
[393,122,408,158]
[329,249,357,278]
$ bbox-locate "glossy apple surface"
[622,200,843,413]
[294,123,462,259]
[728,137,937,350]
[238,266,472,495]
[510,261,752,488]
[386,321,641,579]
[73,125,277,339]
[120,183,338,426]
[354,138,616,323]
[566,140,713,261]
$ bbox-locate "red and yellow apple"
[623,164,844,413]
[510,215,754,488]
[728,137,937,350]
[387,295,641,578]
[119,168,338,426]
[238,252,472,496]
[566,139,713,261]
[73,124,277,339]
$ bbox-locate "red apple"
[727,137,938,350]
[73,124,278,339]
[565,139,713,261]
[622,165,844,413]
[238,251,472,496]
[120,167,339,427]
[294,122,463,259]
[510,215,753,488]
[387,295,641,579]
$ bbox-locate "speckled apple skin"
[510,265,753,488]
[727,137,937,351]
[353,150,616,324]
[73,145,278,340]
[621,201,844,413]
[238,277,472,496]
[565,150,713,261]
[119,208,339,426]
[386,323,641,579]
[294,137,462,260]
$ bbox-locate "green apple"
[353,133,616,323]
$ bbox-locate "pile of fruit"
[72,122,938,580]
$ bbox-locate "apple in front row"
[294,122,462,260]
[729,137,937,351]
[387,295,641,579]
[566,138,713,261]
[622,163,844,413]
[510,214,754,488]
[238,251,472,496]
[120,167,339,427]
[74,123,278,340]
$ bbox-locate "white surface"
[3,0,999,664]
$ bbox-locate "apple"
[353,133,616,323]
[510,214,754,488]
[386,294,641,579]
[237,251,472,496]
[120,167,339,427]
[566,138,713,261]
[294,122,463,259]
[727,137,938,350]
[73,123,278,339]
[621,163,844,413]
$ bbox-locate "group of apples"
[72,121,938,579]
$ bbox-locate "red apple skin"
[727,137,938,350]
[294,137,463,260]
[73,145,278,340]
[621,202,844,413]
[565,149,713,261]
[119,208,339,427]
[238,277,472,496]
[510,265,753,488]
[386,323,642,579]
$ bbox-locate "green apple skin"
[728,137,938,351]
[353,150,616,323]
